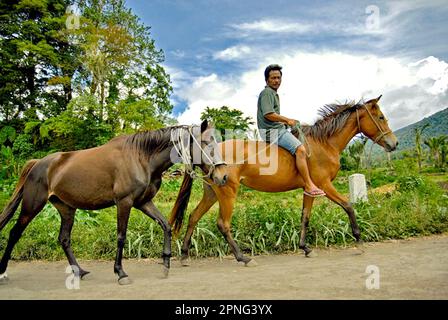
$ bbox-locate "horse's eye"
[379,115,385,120]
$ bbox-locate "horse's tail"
[0,159,38,231]
[169,172,194,236]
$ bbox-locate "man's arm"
[264,112,297,127]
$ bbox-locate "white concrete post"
[349,173,368,203]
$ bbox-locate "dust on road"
[1,234,447,300]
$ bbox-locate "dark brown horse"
[0,120,228,284]
[170,96,398,266]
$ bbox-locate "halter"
[356,104,392,146]
[356,103,393,169]
[170,126,226,184]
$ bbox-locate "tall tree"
[0,0,75,123]
[74,0,173,131]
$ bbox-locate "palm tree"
[441,140,448,168]
[424,136,447,168]
[414,123,430,172]
[348,137,368,170]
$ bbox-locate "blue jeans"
[264,129,302,155]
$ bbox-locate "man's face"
[266,70,282,91]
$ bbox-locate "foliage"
[347,136,367,170]
[424,135,447,168]
[0,0,174,178]
[414,123,430,172]
[200,106,254,140]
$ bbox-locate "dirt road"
[1,234,447,300]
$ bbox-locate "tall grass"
[0,172,447,261]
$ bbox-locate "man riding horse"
[258,64,325,197]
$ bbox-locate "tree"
[0,0,75,122]
[74,0,173,130]
[414,123,430,172]
[441,140,448,168]
[348,137,367,170]
[200,106,254,141]
[424,135,447,168]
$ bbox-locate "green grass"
[0,170,447,261]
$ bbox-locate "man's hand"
[286,118,298,127]
[264,113,299,127]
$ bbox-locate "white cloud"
[231,19,312,35]
[213,45,251,61]
[174,51,448,131]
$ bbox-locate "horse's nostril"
[223,175,228,183]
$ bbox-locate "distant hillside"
[367,107,448,159]
[393,107,448,151]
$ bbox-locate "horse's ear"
[200,119,208,133]
[366,95,381,107]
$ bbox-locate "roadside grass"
[0,171,447,261]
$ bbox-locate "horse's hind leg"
[181,183,217,265]
[138,201,171,277]
[0,187,47,280]
[51,198,90,279]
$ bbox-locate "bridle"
[170,126,226,182]
[356,103,392,146]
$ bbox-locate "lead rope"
[170,126,215,186]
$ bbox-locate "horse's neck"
[326,115,359,153]
[149,145,174,176]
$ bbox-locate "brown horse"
[170,96,398,266]
[0,120,228,284]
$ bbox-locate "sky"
[127,0,448,130]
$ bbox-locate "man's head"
[264,64,282,91]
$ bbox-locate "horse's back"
[218,139,301,192]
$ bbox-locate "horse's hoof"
[355,242,365,255]
[180,258,190,267]
[118,276,132,285]
[305,251,318,258]
[162,266,169,278]
[245,259,258,267]
[80,271,91,280]
[0,273,8,284]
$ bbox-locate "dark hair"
[264,64,283,81]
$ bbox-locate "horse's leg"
[114,198,132,285]
[50,199,89,279]
[299,194,316,257]
[215,186,255,266]
[0,188,47,280]
[321,181,362,245]
[137,201,171,278]
[180,183,217,265]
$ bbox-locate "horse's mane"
[124,125,190,158]
[297,100,364,142]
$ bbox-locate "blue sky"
[127,0,448,130]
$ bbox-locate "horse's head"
[357,95,398,152]
[170,121,228,185]
[191,120,228,186]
